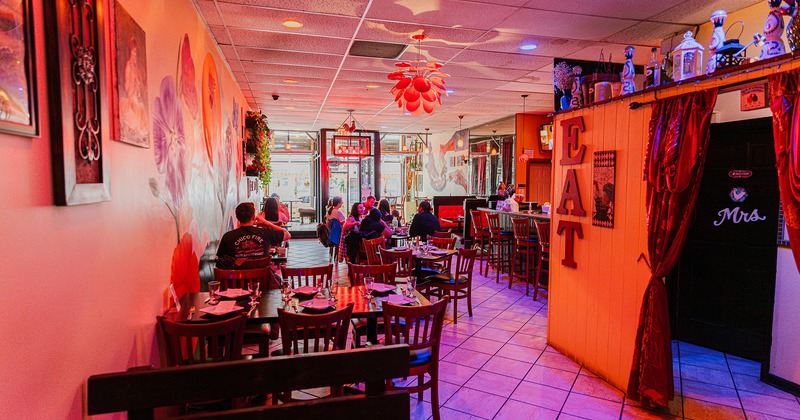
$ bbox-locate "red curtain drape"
[769,69,800,272]
[627,89,718,408]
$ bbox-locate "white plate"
[292,286,318,295]
[368,283,396,293]
[384,294,415,305]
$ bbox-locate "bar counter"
[476,207,551,222]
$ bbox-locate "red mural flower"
[170,232,199,301]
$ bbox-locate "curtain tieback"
[637,252,652,271]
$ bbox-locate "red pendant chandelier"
[388,33,449,116]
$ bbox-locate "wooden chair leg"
[534,256,542,301]
[431,372,440,420]
[417,374,424,402]
[466,287,473,317]
[452,288,458,324]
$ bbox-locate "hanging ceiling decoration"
[456,115,465,148]
[519,94,530,162]
[388,32,449,116]
[332,110,371,157]
[423,128,430,154]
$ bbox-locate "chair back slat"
[282,264,334,289]
[347,262,398,286]
[363,237,387,265]
[429,236,456,250]
[214,267,271,291]
[278,304,354,356]
[432,230,452,238]
[380,248,413,277]
[454,248,478,278]
[485,213,502,237]
[535,221,551,248]
[383,298,448,354]
[157,314,246,366]
[470,210,486,234]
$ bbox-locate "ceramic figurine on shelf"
[760,0,788,59]
[621,46,636,95]
[570,66,583,109]
[785,0,800,51]
[707,10,727,74]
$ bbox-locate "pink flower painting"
[179,34,198,119]
[153,76,187,211]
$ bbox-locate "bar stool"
[511,217,539,295]
[533,220,550,301]
[485,213,513,283]
[469,209,490,274]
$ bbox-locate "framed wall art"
[0,0,38,137]
[592,150,616,228]
[45,0,111,205]
[111,1,149,147]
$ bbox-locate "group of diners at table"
[137,196,548,418]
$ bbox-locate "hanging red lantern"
[388,33,449,116]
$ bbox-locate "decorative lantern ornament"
[759,0,788,60]
[456,115,465,148]
[707,10,727,74]
[388,33,449,116]
[672,31,704,81]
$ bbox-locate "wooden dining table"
[411,248,458,281]
[174,286,431,344]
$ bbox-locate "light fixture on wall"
[388,32,449,115]
[457,115,465,148]
[423,128,430,154]
[519,94,529,162]
[490,129,500,156]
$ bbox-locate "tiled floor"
[281,240,800,419]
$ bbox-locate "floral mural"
[152,76,187,212]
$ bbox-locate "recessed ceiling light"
[284,106,295,110]
[366,84,380,89]
[283,19,303,28]
[520,43,538,51]
[283,79,297,84]
[446,89,454,95]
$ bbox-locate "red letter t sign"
[556,221,583,268]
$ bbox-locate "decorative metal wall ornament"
[388,32,449,115]
[45,0,110,205]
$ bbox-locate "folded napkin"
[394,246,408,251]
[218,288,248,298]
[200,300,242,315]
[385,294,415,305]
[368,283,396,293]
[299,299,335,310]
[292,285,318,295]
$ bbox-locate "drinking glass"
[248,280,260,307]
[208,281,221,305]
[281,279,291,302]
[314,278,326,300]
[329,282,339,301]
[406,276,417,298]
[365,277,375,299]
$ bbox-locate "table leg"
[366,318,378,344]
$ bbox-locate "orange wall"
[514,113,552,195]
[0,0,247,417]
[549,56,800,393]
[549,100,652,392]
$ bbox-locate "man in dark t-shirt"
[217,202,290,266]
[409,200,441,242]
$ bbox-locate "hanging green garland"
[245,110,272,185]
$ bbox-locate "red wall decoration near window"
[332,135,371,157]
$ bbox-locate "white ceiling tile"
[497,8,637,40]
[566,43,654,66]
[470,31,593,57]
[227,28,351,54]
[217,3,361,38]
[366,0,518,31]
[652,0,762,25]
[196,0,223,26]
[243,64,339,79]
[357,20,485,48]
[209,25,232,45]
[523,0,684,20]
[217,0,371,17]
[238,49,342,67]
[604,21,694,46]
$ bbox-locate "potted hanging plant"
[244,110,271,184]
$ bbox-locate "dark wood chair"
[274,303,354,403]
[213,268,273,357]
[429,235,457,273]
[383,297,449,420]
[380,248,414,279]
[347,262,398,286]
[469,209,490,273]
[282,264,334,289]
[485,212,513,283]
[157,313,246,366]
[511,217,539,296]
[534,220,550,301]
[235,256,271,269]
[363,237,387,265]
[432,230,452,238]
[428,248,477,324]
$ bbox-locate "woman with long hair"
[339,202,362,263]
[378,198,392,224]
[260,197,287,223]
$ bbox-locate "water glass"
[406,276,417,298]
[281,279,291,302]
[248,280,260,307]
[208,281,220,305]
[365,277,375,299]
[329,282,339,301]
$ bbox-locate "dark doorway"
[672,117,779,361]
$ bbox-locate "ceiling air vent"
[349,40,409,59]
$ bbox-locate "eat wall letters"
[556,116,587,268]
